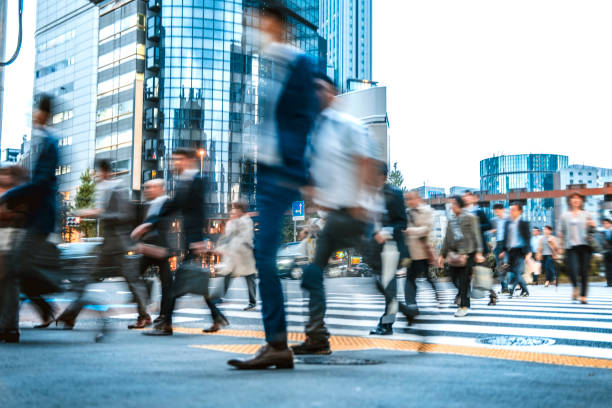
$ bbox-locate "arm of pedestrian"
[131,223,153,241]
[475,252,485,264]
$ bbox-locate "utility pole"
[0,0,8,148]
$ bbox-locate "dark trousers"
[449,254,474,308]
[493,242,508,291]
[604,252,612,286]
[141,256,172,317]
[567,245,591,297]
[223,274,257,305]
[0,252,19,331]
[302,210,367,341]
[254,168,300,347]
[405,259,437,308]
[542,255,557,283]
[507,248,529,294]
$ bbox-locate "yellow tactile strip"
[174,327,612,369]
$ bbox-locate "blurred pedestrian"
[227,6,318,370]
[530,227,542,285]
[0,96,59,342]
[57,159,147,330]
[558,192,596,304]
[439,196,484,317]
[603,218,612,287]
[403,190,438,312]
[499,202,531,298]
[537,225,559,287]
[490,203,509,294]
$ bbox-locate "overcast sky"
[1,1,610,190]
[373,0,611,190]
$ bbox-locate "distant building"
[554,164,612,222]
[3,148,20,163]
[335,86,389,164]
[480,154,569,228]
[414,185,445,199]
[449,186,478,196]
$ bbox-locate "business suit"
[0,128,58,340]
[470,206,492,255]
[502,217,531,296]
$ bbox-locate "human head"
[171,147,198,175]
[33,94,54,127]
[567,192,585,211]
[374,161,388,188]
[94,159,112,182]
[259,5,285,44]
[450,195,465,216]
[404,189,422,209]
[493,203,505,218]
[314,73,337,111]
[462,190,477,206]
[509,201,523,220]
[532,227,540,236]
[543,225,553,236]
[603,218,612,229]
[230,198,249,219]
[143,178,165,201]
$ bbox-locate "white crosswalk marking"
[110,282,612,360]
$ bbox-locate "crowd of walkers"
[1,6,612,371]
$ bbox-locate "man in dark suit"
[602,218,612,287]
[369,165,411,336]
[0,95,58,342]
[500,202,531,297]
[227,6,319,369]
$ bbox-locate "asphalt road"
[2,277,611,408]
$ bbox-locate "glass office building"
[141,0,324,224]
[480,154,569,227]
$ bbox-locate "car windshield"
[277,243,303,257]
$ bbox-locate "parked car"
[57,239,103,283]
[346,263,373,277]
[277,242,309,280]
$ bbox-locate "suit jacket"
[382,184,410,260]
[502,218,531,256]
[154,171,205,252]
[472,207,492,255]
[0,129,58,234]
[441,212,483,258]
[99,180,134,254]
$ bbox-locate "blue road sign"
[292,201,305,220]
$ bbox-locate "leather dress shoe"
[34,315,55,329]
[128,315,152,329]
[0,329,20,343]
[153,315,166,324]
[228,344,294,369]
[143,322,173,336]
[291,337,332,355]
[243,304,256,311]
[370,324,393,336]
[203,317,229,333]
[399,304,418,326]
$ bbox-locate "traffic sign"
[292,201,305,221]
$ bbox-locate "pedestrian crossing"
[108,281,612,361]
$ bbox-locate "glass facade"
[480,154,569,227]
[141,0,323,222]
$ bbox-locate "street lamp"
[198,148,206,177]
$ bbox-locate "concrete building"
[34,0,99,201]
[319,0,372,93]
[449,186,478,196]
[335,85,388,163]
[414,185,445,199]
[554,164,612,222]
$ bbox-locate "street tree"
[387,162,406,191]
[74,169,96,237]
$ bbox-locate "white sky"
[1,1,611,189]
[373,0,611,190]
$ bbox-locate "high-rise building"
[319,0,371,92]
[34,0,100,201]
[480,154,569,228]
[554,164,612,221]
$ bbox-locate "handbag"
[446,251,467,267]
[472,265,493,298]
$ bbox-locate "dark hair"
[452,195,465,209]
[544,225,553,231]
[314,72,337,90]
[94,159,112,173]
[261,5,285,24]
[378,161,388,177]
[603,218,612,224]
[566,191,585,207]
[231,198,250,213]
[493,203,505,210]
[463,190,474,196]
[533,227,540,231]
[173,147,197,160]
[510,201,523,212]
[37,94,54,114]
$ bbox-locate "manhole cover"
[295,356,384,366]
[477,336,555,347]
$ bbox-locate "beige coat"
[216,215,256,277]
[405,204,433,261]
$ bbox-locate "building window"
[148,0,161,11]
[52,110,73,124]
[35,57,75,78]
[146,47,160,71]
[145,107,160,130]
[145,76,160,100]
[147,15,161,41]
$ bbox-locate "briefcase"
[172,261,212,299]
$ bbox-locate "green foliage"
[387,162,406,191]
[74,169,97,238]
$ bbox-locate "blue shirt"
[495,217,506,242]
[508,217,525,249]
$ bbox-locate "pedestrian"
[438,196,485,317]
[139,147,216,336]
[490,203,509,294]
[0,95,59,342]
[537,225,559,287]
[403,189,438,312]
[602,218,612,287]
[558,192,597,304]
[226,5,318,370]
[211,198,257,321]
[131,178,170,328]
[499,202,531,298]
[56,159,149,330]
[530,227,543,285]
